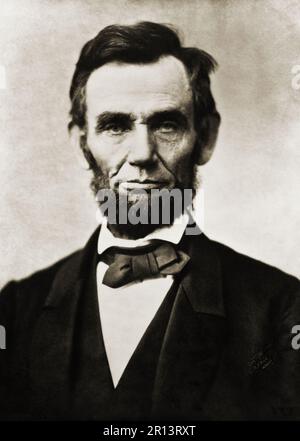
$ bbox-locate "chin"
[108,222,161,240]
[104,190,187,240]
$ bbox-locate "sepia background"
[0,0,300,287]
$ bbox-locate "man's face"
[85,55,197,198]
[82,55,198,237]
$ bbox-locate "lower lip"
[119,182,165,190]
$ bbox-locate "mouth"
[119,180,168,191]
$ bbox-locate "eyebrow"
[95,112,135,131]
[147,110,188,128]
[95,109,189,131]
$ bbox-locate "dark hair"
[69,21,220,151]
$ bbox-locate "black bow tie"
[99,241,190,288]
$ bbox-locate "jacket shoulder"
[0,226,101,324]
[0,249,83,324]
[209,237,300,305]
[213,239,299,282]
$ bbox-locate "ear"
[195,112,221,165]
[69,125,91,170]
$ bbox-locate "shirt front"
[96,213,192,388]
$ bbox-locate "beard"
[88,154,200,240]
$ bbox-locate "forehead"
[85,55,193,117]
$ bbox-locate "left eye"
[105,124,127,134]
[158,121,178,132]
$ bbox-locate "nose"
[127,123,156,167]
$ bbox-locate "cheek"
[87,133,127,173]
[157,135,195,174]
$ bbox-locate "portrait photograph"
[0,0,300,428]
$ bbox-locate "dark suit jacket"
[1,227,300,421]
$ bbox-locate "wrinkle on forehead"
[85,55,193,118]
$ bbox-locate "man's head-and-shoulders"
[0,20,298,329]
[3,21,298,302]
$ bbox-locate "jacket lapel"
[151,233,227,420]
[28,227,101,418]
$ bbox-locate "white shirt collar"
[97,212,191,255]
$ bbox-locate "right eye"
[104,123,128,135]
